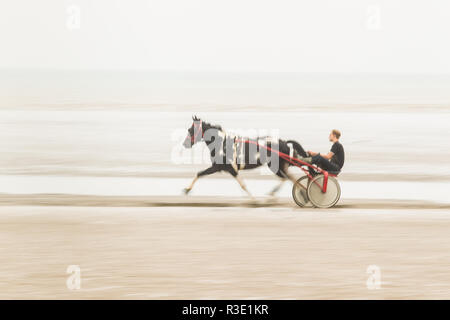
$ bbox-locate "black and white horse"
[182,116,308,197]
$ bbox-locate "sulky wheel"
[307,174,341,208]
[292,175,313,207]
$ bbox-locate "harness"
[190,121,204,143]
[190,120,336,192]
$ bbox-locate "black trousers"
[310,155,340,173]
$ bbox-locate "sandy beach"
[1,204,450,299]
[0,0,450,302]
[3,0,450,302]
[1,72,450,299]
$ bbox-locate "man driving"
[303,129,345,174]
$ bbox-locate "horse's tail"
[286,140,308,158]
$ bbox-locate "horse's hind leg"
[280,168,298,185]
[268,179,285,196]
[277,162,309,200]
[268,161,293,196]
[274,161,295,183]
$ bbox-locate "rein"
[187,124,334,192]
[236,138,321,174]
[236,138,334,191]
[190,121,204,143]
[191,126,320,174]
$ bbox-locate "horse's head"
[183,115,204,148]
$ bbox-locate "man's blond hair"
[332,129,341,139]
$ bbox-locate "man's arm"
[307,150,334,159]
[322,151,334,160]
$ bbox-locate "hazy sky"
[2,0,450,72]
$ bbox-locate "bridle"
[190,120,204,143]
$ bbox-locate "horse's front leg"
[224,166,253,199]
[234,174,253,199]
[183,165,221,195]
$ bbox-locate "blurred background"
[1,0,450,199]
[2,0,450,300]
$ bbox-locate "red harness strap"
[236,138,334,193]
[191,121,204,143]
[189,126,333,193]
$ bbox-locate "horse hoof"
[183,188,191,195]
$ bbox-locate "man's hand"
[307,150,318,156]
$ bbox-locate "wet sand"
[1,204,450,299]
[0,194,449,210]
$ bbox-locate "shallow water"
[0,108,449,180]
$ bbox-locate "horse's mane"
[203,121,222,131]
